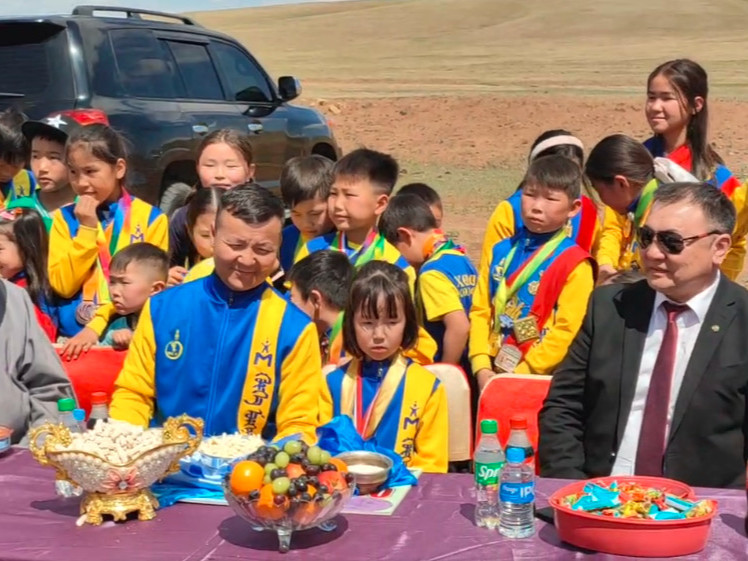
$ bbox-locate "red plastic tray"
[549,476,717,558]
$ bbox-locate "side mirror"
[278,76,301,102]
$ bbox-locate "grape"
[305,465,320,476]
[307,446,323,465]
[300,492,312,502]
[308,476,319,487]
[263,474,272,485]
[272,477,291,495]
[274,451,290,468]
[289,453,304,464]
[287,485,298,497]
[318,485,329,495]
[299,441,309,453]
[321,463,337,472]
[271,468,286,479]
[273,494,286,506]
[345,473,355,485]
[249,490,261,500]
[264,462,278,475]
[283,440,303,455]
[319,450,331,465]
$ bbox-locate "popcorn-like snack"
[198,433,264,459]
[53,420,165,465]
[562,481,716,521]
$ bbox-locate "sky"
[0,0,352,17]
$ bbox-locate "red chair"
[57,346,127,415]
[476,374,552,471]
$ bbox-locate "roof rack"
[72,5,200,26]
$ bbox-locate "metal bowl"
[0,426,12,454]
[335,451,392,495]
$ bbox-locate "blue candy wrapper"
[571,483,622,511]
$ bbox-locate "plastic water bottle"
[73,409,87,432]
[499,447,535,538]
[55,398,83,498]
[506,415,535,471]
[87,392,109,430]
[474,419,505,529]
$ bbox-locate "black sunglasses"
[636,225,722,255]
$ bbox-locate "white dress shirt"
[610,273,721,476]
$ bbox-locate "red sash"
[503,245,594,355]
[575,196,598,252]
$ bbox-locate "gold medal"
[512,316,540,344]
[488,331,500,356]
[494,344,523,373]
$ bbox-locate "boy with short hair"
[13,113,83,229]
[99,243,168,350]
[469,155,595,389]
[279,155,335,273]
[0,120,36,209]
[397,182,444,228]
[380,193,476,370]
[287,250,353,366]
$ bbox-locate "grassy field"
[192,0,748,99]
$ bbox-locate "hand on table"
[60,327,99,361]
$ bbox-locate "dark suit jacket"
[538,276,748,489]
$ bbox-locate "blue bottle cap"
[73,408,86,423]
[507,447,525,463]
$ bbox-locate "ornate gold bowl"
[29,415,203,525]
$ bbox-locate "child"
[15,111,103,229]
[320,261,448,473]
[0,119,36,208]
[100,243,168,350]
[50,124,168,356]
[279,155,335,273]
[380,193,476,371]
[643,59,747,279]
[287,250,353,366]
[0,208,56,340]
[470,155,595,389]
[168,129,255,284]
[586,133,744,281]
[479,130,601,274]
[397,182,444,227]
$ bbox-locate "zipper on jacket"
[205,292,233,434]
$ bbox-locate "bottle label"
[475,461,505,486]
[500,481,535,504]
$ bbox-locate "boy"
[380,193,476,370]
[287,250,353,366]
[279,155,335,273]
[397,182,444,228]
[13,112,91,229]
[100,243,168,350]
[0,121,36,209]
[469,155,595,389]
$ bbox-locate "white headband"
[529,135,584,162]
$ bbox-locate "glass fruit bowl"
[222,475,355,553]
[28,415,203,525]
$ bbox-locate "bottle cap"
[480,419,498,434]
[91,392,109,405]
[73,409,86,423]
[509,415,527,430]
[57,398,75,412]
[507,447,525,463]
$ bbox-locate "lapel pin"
[711,325,720,332]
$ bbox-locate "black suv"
[0,5,340,211]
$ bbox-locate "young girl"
[0,208,57,340]
[643,58,747,278]
[319,261,448,473]
[50,124,168,353]
[479,129,601,274]
[168,129,255,283]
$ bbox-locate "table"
[1,449,746,561]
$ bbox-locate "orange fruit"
[256,483,289,521]
[286,463,306,479]
[329,458,348,473]
[229,460,264,496]
[319,471,347,492]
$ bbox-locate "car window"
[165,41,224,101]
[109,29,180,99]
[211,42,272,103]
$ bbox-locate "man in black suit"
[539,182,748,488]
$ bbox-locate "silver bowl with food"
[334,451,392,495]
[181,433,264,481]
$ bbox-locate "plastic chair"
[476,373,552,469]
[425,363,473,462]
[56,346,127,415]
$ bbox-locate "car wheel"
[160,182,194,217]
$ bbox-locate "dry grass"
[191,0,748,98]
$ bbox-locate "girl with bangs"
[320,261,448,473]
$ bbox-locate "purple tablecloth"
[1,448,746,561]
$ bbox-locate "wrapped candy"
[562,481,716,521]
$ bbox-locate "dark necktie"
[635,301,689,476]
